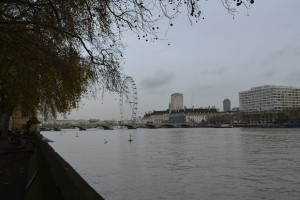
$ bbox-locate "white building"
[184,108,218,124]
[170,93,183,111]
[239,85,300,113]
[141,110,169,124]
[142,108,218,124]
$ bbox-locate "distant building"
[169,111,186,123]
[176,108,218,124]
[54,119,89,125]
[141,110,169,124]
[239,85,300,113]
[223,99,231,112]
[9,108,40,133]
[232,107,239,112]
[142,107,218,124]
[170,93,183,111]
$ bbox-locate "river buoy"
[128,134,133,142]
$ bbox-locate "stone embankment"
[0,133,105,200]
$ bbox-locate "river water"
[43,128,300,200]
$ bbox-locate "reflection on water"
[43,128,300,200]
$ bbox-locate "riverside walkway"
[0,135,33,200]
[0,133,104,200]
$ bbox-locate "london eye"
[119,76,138,122]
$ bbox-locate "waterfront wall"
[25,135,105,200]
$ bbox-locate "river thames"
[43,128,300,200]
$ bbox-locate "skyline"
[66,0,300,120]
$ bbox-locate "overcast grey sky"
[67,0,300,120]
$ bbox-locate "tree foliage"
[0,0,254,131]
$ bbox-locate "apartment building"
[239,85,300,113]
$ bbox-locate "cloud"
[201,66,227,75]
[284,71,300,85]
[260,46,300,66]
[140,71,176,93]
[192,84,215,91]
[260,69,276,79]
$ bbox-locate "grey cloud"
[260,69,276,79]
[230,46,300,71]
[140,71,176,92]
[201,66,227,75]
[261,46,300,66]
[193,85,214,90]
[284,71,300,85]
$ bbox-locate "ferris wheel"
[119,76,138,122]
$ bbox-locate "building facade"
[9,108,40,133]
[184,108,218,124]
[170,93,183,111]
[141,110,169,124]
[239,85,300,113]
[223,99,231,112]
[142,108,218,124]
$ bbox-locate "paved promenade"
[0,135,34,200]
[0,134,105,200]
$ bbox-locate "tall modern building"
[239,85,300,113]
[170,93,183,111]
[223,99,231,112]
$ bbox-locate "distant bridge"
[120,124,137,129]
[94,124,137,130]
[145,123,158,129]
[74,126,86,130]
[41,126,87,131]
[41,122,192,132]
[92,123,138,130]
[94,124,114,130]
[145,123,191,129]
